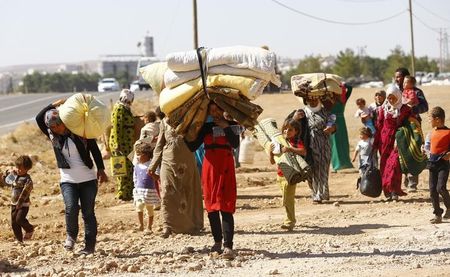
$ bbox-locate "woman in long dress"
[109,89,135,201]
[373,86,411,200]
[303,97,336,203]
[330,84,354,171]
[147,118,204,237]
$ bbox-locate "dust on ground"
[0,87,449,277]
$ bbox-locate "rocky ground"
[1,88,450,276]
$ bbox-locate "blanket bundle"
[140,46,281,140]
[291,73,344,108]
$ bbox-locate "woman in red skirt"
[186,102,240,260]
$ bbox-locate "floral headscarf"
[119,89,134,108]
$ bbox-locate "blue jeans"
[60,180,98,249]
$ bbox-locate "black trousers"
[208,211,234,249]
[429,160,450,216]
[11,205,33,242]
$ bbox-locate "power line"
[413,0,450,23]
[270,0,407,26]
[413,13,441,34]
[335,0,390,3]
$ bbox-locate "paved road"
[0,90,154,136]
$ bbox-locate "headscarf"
[119,89,134,108]
[304,98,323,113]
[384,85,403,118]
[44,109,68,149]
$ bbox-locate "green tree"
[360,56,387,81]
[332,48,361,79]
[384,46,409,83]
[281,55,323,85]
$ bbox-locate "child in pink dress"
[402,75,419,107]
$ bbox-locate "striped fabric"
[133,188,160,205]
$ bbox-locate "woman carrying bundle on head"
[186,101,240,260]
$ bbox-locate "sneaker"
[210,242,222,253]
[430,215,442,224]
[221,247,235,260]
[78,247,94,255]
[64,237,75,251]
[443,210,450,219]
[280,224,294,231]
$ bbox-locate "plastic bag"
[110,155,127,177]
[358,162,382,198]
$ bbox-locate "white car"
[129,80,140,93]
[98,78,120,92]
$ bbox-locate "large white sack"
[139,62,168,95]
[166,46,280,85]
[59,93,109,138]
[164,64,281,89]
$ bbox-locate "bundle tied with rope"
[140,46,281,141]
[291,73,345,110]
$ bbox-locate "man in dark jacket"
[394,67,429,192]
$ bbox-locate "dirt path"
[1,88,450,276]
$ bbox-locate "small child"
[139,110,159,143]
[354,98,376,135]
[4,155,34,243]
[426,106,450,224]
[352,127,376,171]
[402,75,419,107]
[133,142,160,232]
[368,90,386,122]
[269,119,307,231]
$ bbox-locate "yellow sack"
[59,93,109,138]
[159,74,267,115]
[139,62,168,95]
[110,155,127,177]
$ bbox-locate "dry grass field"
[0,86,449,276]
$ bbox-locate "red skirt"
[202,147,237,213]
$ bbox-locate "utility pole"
[193,0,198,49]
[439,28,443,73]
[408,0,416,75]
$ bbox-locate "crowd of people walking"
[1,66,448,262]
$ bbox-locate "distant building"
[98,34,156,78]
[97,55,140,77]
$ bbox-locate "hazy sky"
[1,0,449,67]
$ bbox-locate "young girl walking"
[133,142,160,232]
[186,102,240,260]
[269,119,307,231]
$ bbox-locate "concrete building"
[97,55,140,77]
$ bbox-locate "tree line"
[281,46,440,86]
[18,46,440,93]
[20,72,102,93]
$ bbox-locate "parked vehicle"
[98,78,120,92]
[129,80,140,93]
[421,72,436,84]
